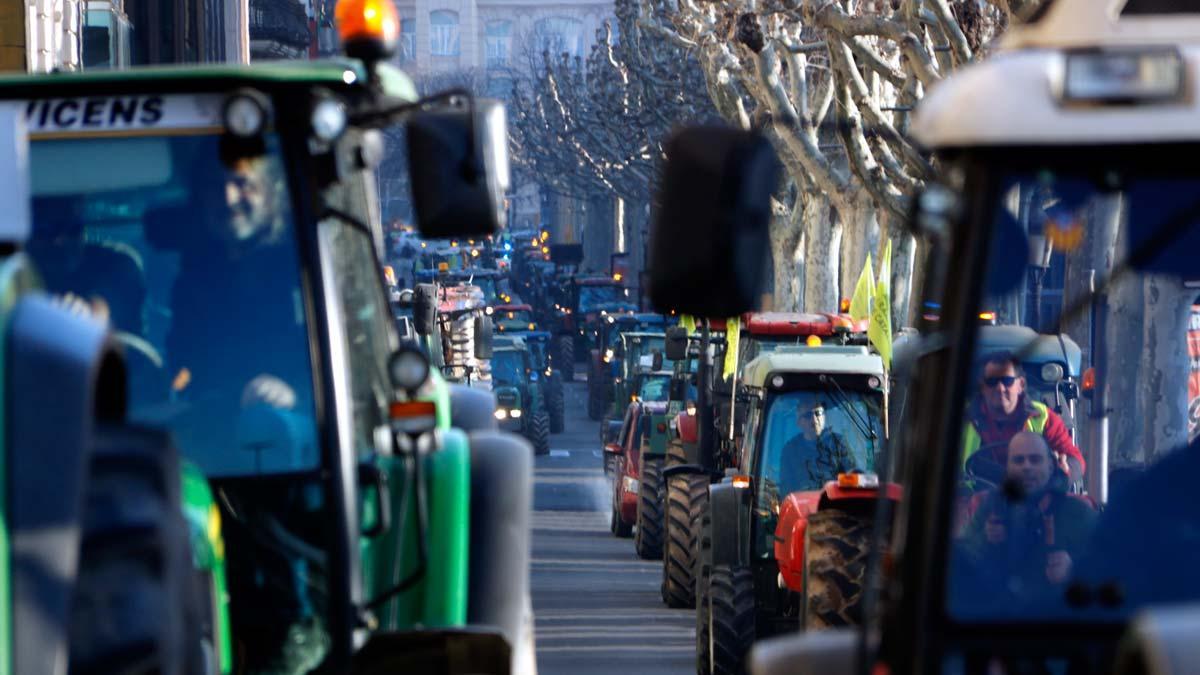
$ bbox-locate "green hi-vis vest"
[961,400,1051,471]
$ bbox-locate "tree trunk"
[892,231,917,329]
[839,195,879,310]
[1140,277,1193,463]
[803,193,841,313]
[770,197,806,312]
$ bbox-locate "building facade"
[380,0,614,235]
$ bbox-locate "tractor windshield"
[638,374,671,402]
[756,389,881,504]
[939,157,1200,624]
[579,284,626,312]
[26,132,319,478]
[492,349,525,384]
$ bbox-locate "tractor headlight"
[494,408,508,420]
[1041,363,1065,383]
[510,408,522,418]
[311,97,347,142]
[223,91,270,137]
[389,343,430,392]
[603,349,614,363]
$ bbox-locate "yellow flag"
[681,315,696,335]
[849,253,874,321]
[869,240,893,369]
[723,317,741,380]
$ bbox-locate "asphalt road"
[532,381,694,675]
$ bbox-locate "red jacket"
[970,397,1086,479]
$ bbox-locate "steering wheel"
[965,450,1007,492]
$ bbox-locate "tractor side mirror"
[474,315,494,360]
[405,98,510,239]
[665,326,689,361]
[413,284,437,336]
[669,378,688,402]
[648,127,780,317]
[652,351,664,371]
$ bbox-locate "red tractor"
[660,313,870,612]
[696,345,893,674]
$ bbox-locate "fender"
[710,480,752,568]
[774,491,823,592]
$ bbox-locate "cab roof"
[0,59,418,101]
[742,347,884,389]
[744,312,867,337]
[913,0,1200,148]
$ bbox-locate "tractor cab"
[493,303,536,333]
[749,1,1200,673]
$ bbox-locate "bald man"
[954,432,1098,610]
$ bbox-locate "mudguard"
[466,431,532,652]
[709,480,752,568]
[449,384,498,432]
[748,629,860,675]
[7,291,119,675]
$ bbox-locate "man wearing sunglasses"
[962,352,1085,483]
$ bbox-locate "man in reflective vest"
[962,351,1085,482]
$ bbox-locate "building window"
[535,16,583,58]
[430,10,460,57]
[399,19,415,62]
[485,21,511,69]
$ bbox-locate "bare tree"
[510,1,720,273]
[634,0,1038,315]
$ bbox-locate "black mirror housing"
[474,315,494,360]
[665,326,689,361]
[405,99,509,239]
[413,284,437,336]
[649,127,780,317]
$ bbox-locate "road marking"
[550,449,571,458]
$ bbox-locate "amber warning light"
[336,0,399,60]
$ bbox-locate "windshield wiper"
[817,374,878,447]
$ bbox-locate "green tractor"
[509,330,566,434]
[491,336,553,456]
[8,3,535,671]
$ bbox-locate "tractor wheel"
[694,496,712,675]
[555,336,575,381]
[69,424,203,675]
[528,411,551,456]
[611,486,633,538]
[547,375,565,433]
[587,375,608,421]
[662,440,705,608]
[803,509,874,631]
[709,564,755,675]
[635,454,665,560]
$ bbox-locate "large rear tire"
[663,440,706,608]
[709,565,755,675]
[587,372,608,421]
[70,424,202,675]
[803,509,873,630]
[547,375,565,433]
[635,454,665,560]
[694,496,712,675]
[527,410,551,456]
[555,336,575,382]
